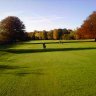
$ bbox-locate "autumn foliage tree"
[53,29,63,40]
[77,11,96,41]
[0,16,25,43]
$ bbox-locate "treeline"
[26,29,77,40]
[0,16,77,45]
[0,11,96,44]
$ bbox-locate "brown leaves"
[77,11,96,39]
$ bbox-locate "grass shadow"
[0,69,45,77]
[1,47,96,54]
[15,71,44,76]
[0,65,27,70]
[0,43,18,50]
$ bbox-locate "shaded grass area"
[0,47,96,54]
[0,43,17,49]
[0,64,44,77]
[0,65,22,70]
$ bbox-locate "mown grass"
[0,40,96,96]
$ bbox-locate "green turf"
[0,40,96,96]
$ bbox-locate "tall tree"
[53,29,62,40]
[34,31,39,40]
[77,11,96,41]
[47,30,53,40]
[42,30,47,40]
[53,29,59,40]
[0,16,25,43]
[28,32,35,40]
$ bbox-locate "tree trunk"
[95,38,96,42]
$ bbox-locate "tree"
[42,30,47,40]
[0,16,25,43]
[69,31,76,40]
[53,29,59,40]
[34,31,39,40]
[47,30,53,40]
[62,28,69,34]
[61,28,70,40]
[77,11,96,41]
[27,32,35,40]
[58,29,63,40]
[53,29,62,40]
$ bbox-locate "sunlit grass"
[0,40,96,96]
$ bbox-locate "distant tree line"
[0,16,77,44]
[0,11,96,44]
[26,29,77,40]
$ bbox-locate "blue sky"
[0,0,96,31]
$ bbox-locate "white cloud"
[20,15,65,31]
[0,11,65,31]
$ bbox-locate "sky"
[0,0,96,32]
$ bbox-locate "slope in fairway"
[0,40,96,96]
